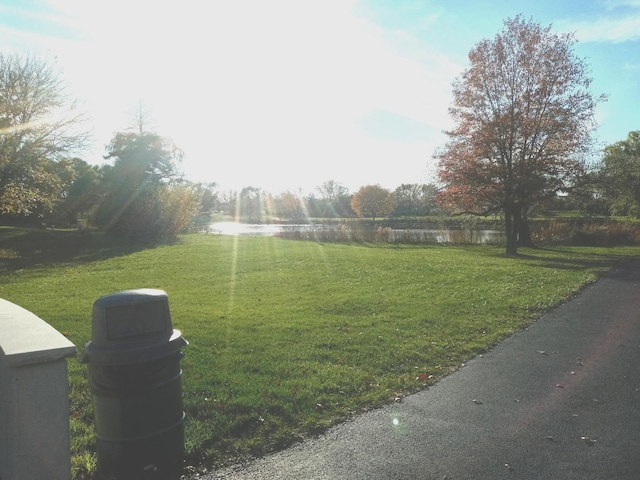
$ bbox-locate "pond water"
[207,222,505,244]
[207,222,285,236]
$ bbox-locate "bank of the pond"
[208,217,640,246]
[208,222,505,244]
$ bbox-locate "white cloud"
[604,0,640,9]
[560,13,640,43]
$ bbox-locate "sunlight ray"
[0,120,42,134]
[224,191,243,349]
[226,234,239,316]
[298,195,329,265]
[323,201,339,219]
[102,176,152,231]
[227,190,242,311]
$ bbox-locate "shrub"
[534,220,640,247]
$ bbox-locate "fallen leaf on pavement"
[581,436,596,446]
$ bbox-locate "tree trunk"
[504,207,518,255]
[517,208,534,247]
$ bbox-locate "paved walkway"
[205,260,640,479]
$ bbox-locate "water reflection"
[207,222,311,236]
[208,222,505,244]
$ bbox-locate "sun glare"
[34,0,450,194]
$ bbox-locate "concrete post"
[0,298,77,480]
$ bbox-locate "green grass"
[1,228,640,477]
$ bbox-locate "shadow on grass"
[292,238,640,274]
[510,246,640,272]
[0,227,168,274]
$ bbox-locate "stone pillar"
[0,298,77,480]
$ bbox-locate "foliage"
[538,184,609,217]
[1,230,639,478]
[0,53,89,216]
[435,16,603,254]
[393,183,440,217]
[350,184,394,223]
[156,182,202,235]
[48,159,102,227]
[91,131,193,240]
[105,131,180,182]
[238,186,262,222]
[0,158,64,216]
[531,219,640,246]
[271,191,306,220]
[313,180,353,217]
[198,183,219,214]
[598,131,640,216]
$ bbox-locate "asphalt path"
[204,260,640,479]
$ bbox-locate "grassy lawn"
[1,227,639,478]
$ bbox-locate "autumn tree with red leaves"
[435,16,603,254]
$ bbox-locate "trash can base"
[97,420,184,480]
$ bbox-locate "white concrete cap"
[0,298,77,366]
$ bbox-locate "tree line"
[204,182,441,225]
[1,20,639,249]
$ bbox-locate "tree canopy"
[394,183,439,217]
[93,129,196,240]
[351,184,394,223]
[314,180,352,217]
[0,53,88,216]
[599,131,640,216]
[435,16,603,254]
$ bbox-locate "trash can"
[79,289,188,480]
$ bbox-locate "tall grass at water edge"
[1,228,639,477]
[273,219,640,246]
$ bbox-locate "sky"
[0,0,638,194]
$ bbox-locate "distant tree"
[129,101,158,136]
[538,172,608,216]
[0,53,89,216]
[435,16,603,254]
[217,189,239,216]
[316,180,348,202]
[155,180,201,236]
[53,158,101,226]
[303,193,321,218]
[93,129,190,239]
[239,186,262,222]
[104,131,180,183]
[274,191,305,219]
[598,131,640,216]
[314,180,352,217]
[393,183,440,217]
[351,184,394,224]
[197,182,219,214]
[0,158,64,219]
